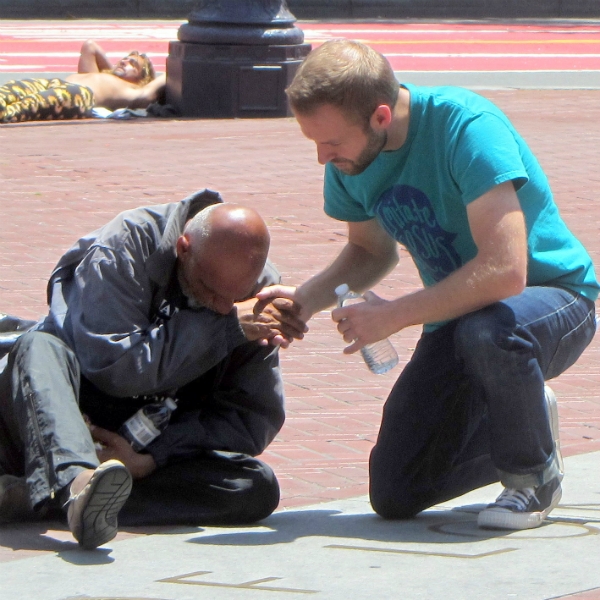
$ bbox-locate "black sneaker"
[477,476,562,530]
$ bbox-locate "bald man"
[0,189,305,549]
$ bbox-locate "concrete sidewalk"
[0,87,599,597]
[0,452,599,599]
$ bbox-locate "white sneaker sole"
[544,385,564,477]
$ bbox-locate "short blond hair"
[286,39,399,126]
[129,51,156,86]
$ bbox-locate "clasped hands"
[246,284,394,353]
[236,289,308,348]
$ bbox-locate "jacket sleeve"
[50,228,285,461]
[55,243,247,398]
[146,340,285,465]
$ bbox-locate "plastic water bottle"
[118,397,178,452]
[335,283,399,375]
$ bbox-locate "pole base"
[166,41,311,118]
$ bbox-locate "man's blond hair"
[286,39,399,127]
[106,51,156,87]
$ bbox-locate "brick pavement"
[0,89,599,523]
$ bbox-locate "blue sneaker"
[478,385,563,530]
[477,476,562,530]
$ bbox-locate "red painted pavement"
[1,20,600,73]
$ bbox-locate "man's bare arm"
[257,218,399,322]
[77,40,113,74]
[126,73,167,109]
[334,181,528,352]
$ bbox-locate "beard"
[178,268,208,311]
[333,127,388,176]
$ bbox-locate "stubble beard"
[334,128,388,176]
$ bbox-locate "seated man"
[0,40,166,123]
[0,189,305,550]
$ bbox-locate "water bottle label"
[335,284,399,375]
[123,412,161,448]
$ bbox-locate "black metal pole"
[166,0,311,118]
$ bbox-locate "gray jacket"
[38,189,285,466]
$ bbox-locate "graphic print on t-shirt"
[374,185,462,285]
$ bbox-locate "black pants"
[0,331,279,526]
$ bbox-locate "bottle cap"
[165,397,178,411]
[335,283,350,296]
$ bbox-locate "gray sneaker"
[66,460,132,550]
[0,474,33,523]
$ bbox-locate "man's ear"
[370,104,393,130]
[176,234,190,259]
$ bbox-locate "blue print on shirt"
[374,185,462,284]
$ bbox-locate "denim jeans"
[369,286,596,519]
[0,331,280,525]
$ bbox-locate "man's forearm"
[400,255,524,329]
[297,240,398,317]
[78,40,112,73]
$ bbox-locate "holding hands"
[236,288,308,348]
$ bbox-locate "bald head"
[185,203,270,265]
[177,203,270,314]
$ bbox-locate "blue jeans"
[369,286,596,519]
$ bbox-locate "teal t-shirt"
[324,84,598,328]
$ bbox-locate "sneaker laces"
[493,487,538,511]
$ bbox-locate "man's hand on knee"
[91,425,157,479]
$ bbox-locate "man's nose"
[316,146,334,165]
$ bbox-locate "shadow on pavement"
[185,505,518,548]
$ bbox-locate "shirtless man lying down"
[0,40,166,123]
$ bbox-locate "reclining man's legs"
[0,79,94,123]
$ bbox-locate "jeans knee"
[210,453,280,524]
[369,456,421,519]
[11,331,80,390]
[455,310,496,355]
[454,304,529,369]
[369,480,421,519]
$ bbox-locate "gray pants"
[0,331,279,526]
